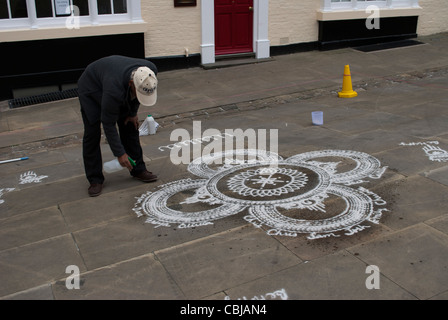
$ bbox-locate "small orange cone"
[338,65,358,98]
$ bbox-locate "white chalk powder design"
[225,288,288,300]
[19,171,48,184]
[133,149,388,239]
[0,188,15,204]
[399,141,448,162]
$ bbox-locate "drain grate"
[8,88,79,109]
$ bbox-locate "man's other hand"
[125,116,139,130]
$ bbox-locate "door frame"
[201,0,270,65]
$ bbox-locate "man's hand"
[125,116,139,130]
[118,153,133,171]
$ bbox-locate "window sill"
[0,21,148,42]
[317,6,422,21]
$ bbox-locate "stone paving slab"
[427,214,448,235]
[270,220,394,262]
[224,250,417,300]
[0,149,67,176]
[325,112,415,135]
[5,99,80,131]
[395,116,448,140]
[59,184,151,232]
[424,166,448,187]
[368,174,448,230]
[0,206,68,252]
[3,284,54,300]
[376,145,448,177]
[52,254,186,300]
[347,223,448,300]
[0,234,85,297]
[71,214,249,271]
[154,226,302,300]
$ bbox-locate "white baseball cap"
[133,66,158,106]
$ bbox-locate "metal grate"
[8,88,79,109]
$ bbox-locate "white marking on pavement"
[133,149,388,239]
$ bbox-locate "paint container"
[147,115,157,135]
[312,111,323,126]
[139,115,159,136]
[103,157,136,173]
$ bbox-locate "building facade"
[0,0,447,100]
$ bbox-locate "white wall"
[141,0,202,57]
[268,0,319,46]
[139,0,448,58]
[417,0,448,35]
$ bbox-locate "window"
[97,0,127,15]
[0,0,140,30]
[33,0,89,18]
[322,0,419,11]
[0,0,28,19]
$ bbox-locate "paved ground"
[1,33,448,301]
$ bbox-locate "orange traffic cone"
[338,65,358,98]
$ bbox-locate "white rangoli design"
[19,171,48,184]
[225,288,288,300]
[133,149,389,239]
[227,167,308,197]
[399,141,448,163]
[0,188,15,204]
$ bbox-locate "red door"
[215,0,254,56]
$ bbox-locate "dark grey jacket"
[78,55,158,157]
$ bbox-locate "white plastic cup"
[312,111,324,126]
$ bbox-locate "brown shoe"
[88,183,103,197]
[133,170,158,183]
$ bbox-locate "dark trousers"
[81,109,147,184]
